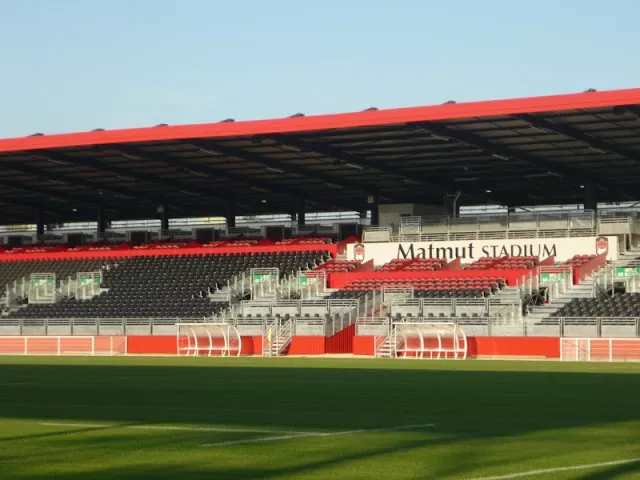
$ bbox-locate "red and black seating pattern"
[315,260,360,273]
[329,277,505,299]
[565,254,596,267]
[466,256,539,270]
[376,258,446,272]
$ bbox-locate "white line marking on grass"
[39,422,316,435]
[201,422,436,448]
[202,433,313,448]
[319,423,437,438]
[41,422,111,429]
[467,457,640,480]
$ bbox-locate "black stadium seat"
[552,293,640,317]
[7,251,328,319]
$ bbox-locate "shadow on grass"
[579,460,640,479]
[0,422,143,443]
[0,361,639,479]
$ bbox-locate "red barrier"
[0,244,337,263]
[288,336,326,355]
[126,335,264,355]
[127,336,177,355]
[240,336,263,355]
[466,336,560,358]
[326,324,355,354]
[328,269,527,289]
[575,253,606,284]
[353,336,375,356]
[351,335,560,358]
[441,258,462,270]
[354,259,374,273]
[538,256,556,266]
[116,334,563,358]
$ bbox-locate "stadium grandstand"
[2,87,640,360]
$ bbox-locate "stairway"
[375,336,394,358]
[493,286,522,303]
[261,319,293,357]
[527,279,594,323]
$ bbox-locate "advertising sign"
[346,236,618,266]
[540,273,568,283]
[252,273,278,283]
[615,267,640,278]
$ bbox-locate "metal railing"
[373,318,391,357]
[537,265,574,302]
[0,317,207,336]
[4,314,637,338]
[231,298,360,319]
[593,263,640,295]
[388,297,522,320]
[531,317,640,338]
[361,210,640,243]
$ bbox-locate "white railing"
[0,335,127,356]
[531,317,640,338]
[260,317,293,357]
[262,318,279,357]
[592,265,640,295]
[4,314,638,338]
[366,210,608,242]
[389,297,522,320]
[0,317,206,336]
[279,318,293,353]
[6,277,29,304]
[74,271,103,300]
[538,265,574,302]
[363,227,392,243]
[560,337,640,362]
[235,298,360,319]
[373,318,391,357]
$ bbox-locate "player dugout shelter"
[0,88,640,232]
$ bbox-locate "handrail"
[373,318,390,356]
[261,318,278,357]
[531,316,640,338]
[361,210,640,242]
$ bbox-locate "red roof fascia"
[1,88,639,154]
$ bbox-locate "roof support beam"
[0,161,160,206]
[0,196,78,221]
[0,178,107,207]
[174,140,375,209]
[34,149,233,207]
[101,144,346,211]
[186,139,394,202]
[514,113,640,165]
[262,134,450,203]
[262,134,514,206]
[622,105,640,118]
[417,121,632,199]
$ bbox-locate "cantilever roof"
[0,88,639,224]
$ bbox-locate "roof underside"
[0,89,639,225]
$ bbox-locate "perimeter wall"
[127,333,560,358]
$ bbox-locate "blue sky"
[1,0,638,138]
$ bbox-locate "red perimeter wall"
[352,336,560,358]
[128,327,356,356]
[128,333,559,358]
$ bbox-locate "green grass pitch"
[1,356,639,479]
